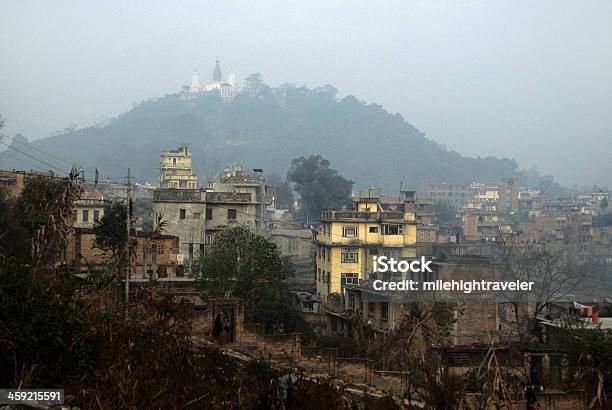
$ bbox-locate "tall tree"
[94,202,129,266]
[16,170,81,273]
[0,189,30,261]
[197,225,310,334]
[492,242,590,342]
[287,155,354,224]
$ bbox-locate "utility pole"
[125,168,131,304]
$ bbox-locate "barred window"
[382,224,403,235]
[341,248,358,263]
[341,273,358,287]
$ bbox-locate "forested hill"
[0,84,566,194]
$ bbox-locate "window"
[381,302,389,320]
[228,209,237,220]
[369,226,378,233]
[179,209,186,219]
[382,224,403,235]
[172,157,176,165]
[205,234,213,245]
[341,273,358,287]
[368,302,376,315]
[206,208,213,220]
[341,248,358,263]
[342,226,358,237]
[370,249,378,256]
[82,210,89,223]
[384,249,401,259]
[321,248,326,259]
[193,212,200,219]
[93,210,100,222]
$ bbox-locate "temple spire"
[213,58,222,83]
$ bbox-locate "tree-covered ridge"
[0,81,567,194]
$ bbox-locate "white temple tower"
[190,70,201,92]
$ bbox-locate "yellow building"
[160,144,198,189]
[315,191,417,302]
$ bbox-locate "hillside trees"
[0,85,564,194]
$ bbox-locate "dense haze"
[1,1,611,188]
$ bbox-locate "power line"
[0,162,127,188]
[0,146,128,188]
[0,139,70,176]
[0,132,75,166]
[0,132,129,187]
[0,151,48,171]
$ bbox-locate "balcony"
[160,165,193,171]
[207,191,252,203]
[320,210,410,223]
[321,210,376,221]
[218,176,264,185]
[153,189,203,202]
[76,198,108,207]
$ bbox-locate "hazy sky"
[1,1,611,187]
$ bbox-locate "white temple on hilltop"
[186,58,236,101]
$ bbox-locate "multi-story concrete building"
[206,164,271,237]
[314,190,417,302]
[153,160,271,271]
[74,185,107,229]
[498,177,520,214]
[424,180,469,209]
[159,144,198,189]
[465,183,499,211]
[152,188,206,268]
[204,190,263,245]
